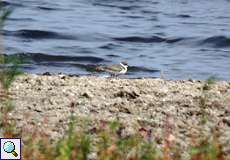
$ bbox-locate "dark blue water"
[2,0,230,79]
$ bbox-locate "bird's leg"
[107,73,114,79]
[114,74,119,79]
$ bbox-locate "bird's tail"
[95,65,105,71]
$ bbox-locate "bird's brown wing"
[104,64,122,72]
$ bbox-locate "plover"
[96,61,128,76]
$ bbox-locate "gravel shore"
[5,74,230,149]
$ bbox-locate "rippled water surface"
[2,0,230,79]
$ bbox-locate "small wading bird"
[96,61,128,77]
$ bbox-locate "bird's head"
[120,61,128,67]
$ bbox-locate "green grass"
[1,106,229,160]
[14,114,230,160]
[0,66,23,89]
[203,75,217,91]
[0,1,12,28]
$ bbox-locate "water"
[2,0,230,79]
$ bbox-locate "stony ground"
[5,74,230,149]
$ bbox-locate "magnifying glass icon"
[3,141,18,157]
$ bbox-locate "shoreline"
[5,74,230,148]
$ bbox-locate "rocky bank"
[4,74,230,149]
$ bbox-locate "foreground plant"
[18,112,230,160]
[0,0,23,139]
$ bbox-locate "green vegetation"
[0,0,21,89]
[199,75,218,124]
[203,75,217,91]
[0,1,22,121]
[15,113,230,160]
[0,1,22,141]
[0,66,23,89]
[0,1,12,28]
